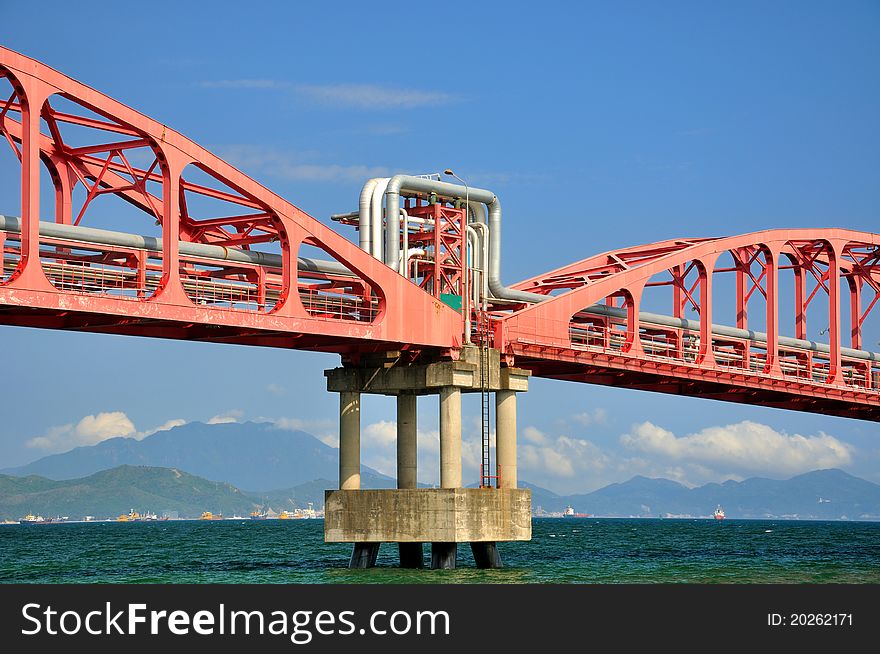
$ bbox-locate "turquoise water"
[1,518,878,583]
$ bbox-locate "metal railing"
[569,321,878,393]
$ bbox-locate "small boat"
[117,509,144,522]
[563,505,591,518]
[713,505,725,521]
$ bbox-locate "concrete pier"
[325,347,532,570]
[398,542,424,568]
[471,542,503,569]
[396,394,421,567]
[431,543,457,570]
[324,489,531,541]
[349,542,379,568]
[495,390,517,489]
[396,393,417,490]
[439,386,462,489]
[338,391,360,491]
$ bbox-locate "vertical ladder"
[478,310,492,487]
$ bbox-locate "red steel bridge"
[1,47,878,422]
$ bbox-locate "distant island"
[525,468,880,521]
[2,421,879,522]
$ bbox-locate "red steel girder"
[0,46,461,352]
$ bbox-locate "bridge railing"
[568,321,877,392]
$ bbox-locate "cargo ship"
[563,505,591,518]
[713,505,725,521]
[19,514,46,524]
[117,509,158,522]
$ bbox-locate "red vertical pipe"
[45,156,73,225]
[697,256,716,366]
[157,151,188,304]
[18,82,39,278]
[827,242,841,384]
[764,246,781,375]
[794,265,807,340]
[672,263,684,359]
[735,249,747,328]
[848,276,862,351]
[735,249,750,369]
[627,281,645,356]
[14,78,51,289]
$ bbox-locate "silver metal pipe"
[0,215,352,277]
[357,178,382,255]
[400,248,426,281]
[4,215,877,363]
[384,175,537,301]
[581,304,880,363]
[370,178,389,261]
[400,208,409,276]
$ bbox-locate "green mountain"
[2,421,394,492]
[538,469,880,519]
[0,465,259,520]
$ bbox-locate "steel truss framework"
[0,47,877,421]
[0,47,460,355]
[497,232,879,420]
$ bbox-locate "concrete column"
[439,386,462,489]
[349,542,379,568]
[339,391,361,490]
[431,542,457,569]
[398,542,424,568]
[397,393,417,489]
[495,390,517,489]
[471,542,503,569]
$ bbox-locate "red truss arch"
[0,47,461,355]
[497,230,879,420]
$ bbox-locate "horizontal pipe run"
[581,304,880,363]
[382,175,538,303]
[3,215,877,362]
[0,215,350,277]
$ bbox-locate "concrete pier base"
[398,542,424,568]
[431,542,457,569]
[349,542,380,568]
[470,542,503,569]
[325,488,531,544]
[326,348,532,569]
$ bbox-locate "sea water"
[1,518,878,584]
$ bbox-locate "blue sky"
[1,1,878,493]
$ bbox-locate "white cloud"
[523,426,547,444]
[25,412,187,453]
[206,409,243,425]
[363,421,397,448]
[272,417,336,446]
[571,408,608,427]
[26,412,136,452]
[620,420,853,479]
[265,383,286,397]
[352,420,443,485]
[199,80,456,110]
[199,79,289,89]
[519,428,608,482]
[295,84,456,110]
[215,144,392,183]
[137,419,187,439]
